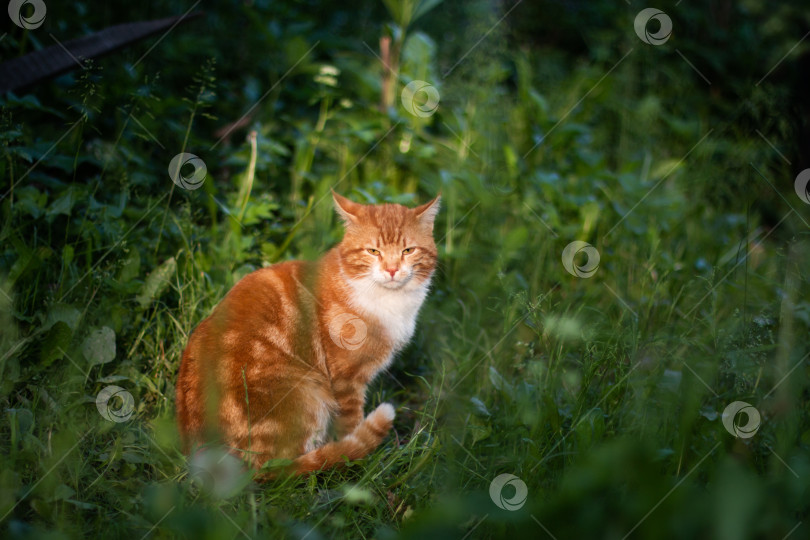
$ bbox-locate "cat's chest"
[346,280,428,350]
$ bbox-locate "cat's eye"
[367,248,380,256]
[402,247,415,254]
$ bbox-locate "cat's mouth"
[379,274,411,289]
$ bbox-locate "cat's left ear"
[413,193,441,231]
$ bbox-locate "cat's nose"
[386,267,398,278]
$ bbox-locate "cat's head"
[332,191,440,290]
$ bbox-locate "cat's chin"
[376,277,412,290]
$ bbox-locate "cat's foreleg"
[333,382,366,437]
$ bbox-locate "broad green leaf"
[40,321,73,367]
[46,187,76,218]
[412,0,443,23]
[489,366,513,394]
[44,303,81,331]
[81,327,116,365]
[468,415,491,444]
[117,250,141,283]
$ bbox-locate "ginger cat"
[176,191,440,476]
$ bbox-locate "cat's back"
[177,259,319,444]
[180,261,311,365]
[201,259,317,334]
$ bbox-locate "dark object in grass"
[0,12,203,94]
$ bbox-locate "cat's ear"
[413,193,441,231]
[332,190,362,227]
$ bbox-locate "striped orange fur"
[176,191,440,476]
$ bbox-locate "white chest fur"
[345,277,429,351]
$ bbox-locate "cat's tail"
[292,403,395,474]
[257,403,395,480]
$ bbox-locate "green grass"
[1,0,809,538]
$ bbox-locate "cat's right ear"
[332,190,362,227]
